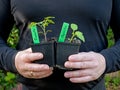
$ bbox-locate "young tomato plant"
[29,16,55,42]
[37,16,55,41]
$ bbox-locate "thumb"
[23,48,32,53]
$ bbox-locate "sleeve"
[0,0,18,73]
[100,0,120,73]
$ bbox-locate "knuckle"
[82,55,88,60]
[80,62,86,68]
[94,62,98,67]
[79,71,85,76]
[19,65,25,70]
[22,53,28,58]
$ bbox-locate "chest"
[11,0,112,22]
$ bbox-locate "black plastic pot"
[31,42,55,67]
[56,42,80,70]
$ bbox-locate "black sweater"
[0,0,120,89]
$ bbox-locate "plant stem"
[43,27,47,41]
[69,31,75,43]
[39,25,47,41]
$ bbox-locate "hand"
[64,51,106,83]
[15,48,53,79]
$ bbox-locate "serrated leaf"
[75,31,85,42]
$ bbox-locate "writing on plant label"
[31,25,40,44]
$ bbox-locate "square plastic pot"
[31,42,55,67]
[56,42,80,70]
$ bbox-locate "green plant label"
[30,25,40,44]
[58,22,69,42]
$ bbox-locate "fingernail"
[38,53,43,58]
[65,62,69,67]
[68,55,75,60]
[50,67,54,70]
[64,72,70,77]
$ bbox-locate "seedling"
[37,16,55,42]
[68,23,85,43]
[29,16,55,43]
[29,17,84,44]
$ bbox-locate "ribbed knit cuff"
[100,48,116,74]
[5,48,18,73]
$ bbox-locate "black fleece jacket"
[0,0,120,90]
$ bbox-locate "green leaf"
[28,22,37,29]
[38,31,44,34]
[70,23,78,31]
[75,31,85,42]
[44,22,49,27]
[47,19,55,24]
[44,16,55,20]
[46,30,52,34]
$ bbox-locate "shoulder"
[0,0,11,9]
[0,0,10,6]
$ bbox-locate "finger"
[23,64,50,72]
[24,70,53,79]
[65,61,96,69]
[34,71,53,79]
[64,69,90,78]
[68,52,93,62]
[24,53,43,62]
[69,76,92,83]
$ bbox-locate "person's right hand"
[15,48,53,79]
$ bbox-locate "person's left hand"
[64,51,106,83]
